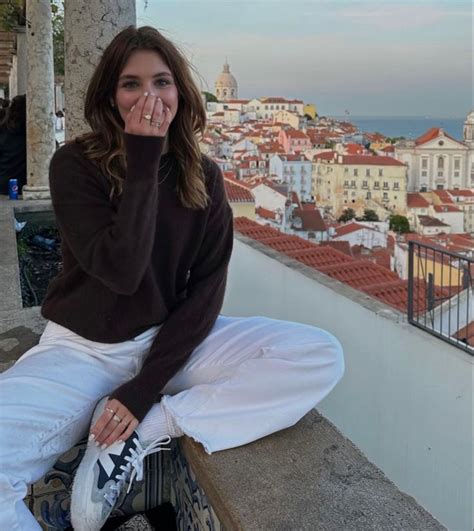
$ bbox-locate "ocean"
[330,115,466,142]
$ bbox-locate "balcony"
[0,197,471,530]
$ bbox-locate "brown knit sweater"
[41,133,234,421]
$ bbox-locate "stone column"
[64,0,136,141]
[14,25,27,95]
[22,0,56,200]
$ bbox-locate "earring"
[110,101,115,108]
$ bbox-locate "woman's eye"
[122,81,138,88]
[156,79,170,86]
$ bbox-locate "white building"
[331,222,387,249]
[394,111,474,191]
[214,60,238,101]
[246,97,305,121]
[269,154,313,202]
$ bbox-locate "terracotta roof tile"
[224,179,255,203]
[407,193,430,208]
[317,260,398,289]
[286,247,354,268]
[319,240,353,256]
[259,235,314,253]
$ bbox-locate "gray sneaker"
[70,396,171,531]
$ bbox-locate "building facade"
[394,111,474,192]
[313,152,408,219]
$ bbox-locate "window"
[344,167,349,173]
[421,158,428,169]
[354,169,358,176]
[438,156,444,169]
[351,180,356,188]
[394,182,399,190]
[366,192,371,200]
[362,180,368,188]
[383,192,388,200]
[344,180,349,187]
[379,169,383,177]
[374,181,380,189]
[454,171,460,178]
[383,182,389,189]
[454,159,461,170]
[436,184,444,190]
[421,171,427,177]
[351,191,356,197]
[437,171,444,177]
[366,169,370,177]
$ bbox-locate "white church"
[395,111,474,192]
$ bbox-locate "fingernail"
[130,105,135,112]
[144,91,149,96]
[101,443,107,450]
[117,439,123,444]
[88,433,95,442]
[94,440,100,447]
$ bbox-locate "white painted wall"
[223,237,473,531]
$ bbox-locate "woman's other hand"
[89,398,139,448]
[124,92,172,137]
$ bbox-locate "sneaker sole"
[70,396,110,531]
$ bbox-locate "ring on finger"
[151,120,162,128]
[112,414,122,423]
[105,407,115,415]
[143,113,152,120]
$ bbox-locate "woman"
[0,26,344,531]
[0,94,26,195]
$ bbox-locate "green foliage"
[52,1,64,77]
[203,91,218,103]
[338,208,356,223]
[389,214,410,233]
[362,209,379,221]
[0,0,22,31]
[0,1,64,77]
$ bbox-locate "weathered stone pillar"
[15,25,27,95]
[22,0,56,200]
[64,0,136,141]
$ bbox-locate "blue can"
[8,179,18,200]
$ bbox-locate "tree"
[363,209,379,221]
[389,215,410,233]
[203,91,218,103]
[0,0,64,78]
[338,208,356,223]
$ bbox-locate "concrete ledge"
[180,410,444,530]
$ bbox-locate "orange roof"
[287,247,354,268]
[314,152,406,166]
[407,193,430,208]
[285,130,310,139]
[224,179,254,203]
[362,279,459,312]
[319,240,352,256]
[433,205,462,213]
[334,222,370,237]
[415,127,461,146]
[317,260,398,289]
[256,206,277,220]
[259,235,314,253]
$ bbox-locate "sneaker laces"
[103,435,171,506]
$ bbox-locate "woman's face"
[114,49,179,127]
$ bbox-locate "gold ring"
[143,113,152,120]
[113,414,122,423]
[151,121,162,128]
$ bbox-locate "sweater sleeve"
[110,161,234,421]
[49,134,165,296]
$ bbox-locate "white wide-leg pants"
[0,315,344,530]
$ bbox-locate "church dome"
[215,60,238,101]
[465,110,474,124]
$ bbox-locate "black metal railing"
[408,241,473,354]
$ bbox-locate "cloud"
[335,2,471,30]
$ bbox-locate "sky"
[136,0,472,118]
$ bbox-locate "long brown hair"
[77,26,209,209]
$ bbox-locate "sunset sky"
[137,0,472,117]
